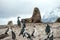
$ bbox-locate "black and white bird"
[23,32,32,40]
[45,28,53,40]
[23,28,33,40]
[12,31,16,40]
[5,28,16,40]
[31,26,37,38]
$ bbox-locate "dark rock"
[0,34,9,39]
[56,18,60,22]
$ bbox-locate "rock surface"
[0,23,60,40]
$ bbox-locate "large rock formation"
[21,7,42,23]
[56,18,60,22]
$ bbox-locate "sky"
[0,0,60,25]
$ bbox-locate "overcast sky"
[0,0,60,25]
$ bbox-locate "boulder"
[0,34,9,39]
[56,18,60,22]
